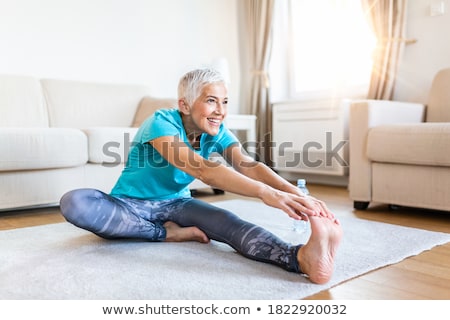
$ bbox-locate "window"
[270,0,376,101]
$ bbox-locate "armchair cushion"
[367,123,450,166]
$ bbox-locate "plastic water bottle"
[293,179,309,233]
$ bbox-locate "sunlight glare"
[291,0,376,94]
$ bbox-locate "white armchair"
[348,68,450,212]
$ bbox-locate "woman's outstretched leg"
[168,199,342,283]
[167,198,302,273]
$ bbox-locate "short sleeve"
[139,109,182,143]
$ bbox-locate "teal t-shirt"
[110,108,239,200]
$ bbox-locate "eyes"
[206,97,228,106]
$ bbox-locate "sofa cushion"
[83,127,139,165]
[41,79,151,128]
[0,128,88,171]
[0,75,49,127]
[132,96,177,127]
[367,123,450,166]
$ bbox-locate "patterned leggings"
[60,188,302,273]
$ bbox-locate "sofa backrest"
[41,79,151,128]
[426,68,450,122]
[0,74,49,127]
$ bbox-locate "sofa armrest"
[348,100,425,203]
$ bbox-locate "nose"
[215,102,226,115]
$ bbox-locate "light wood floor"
[1,184,449,299]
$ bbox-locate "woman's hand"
[259,187,336,222]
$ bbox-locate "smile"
[207,118,221,125]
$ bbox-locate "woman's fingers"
[263,189,336,222]
[291,195,336,221]
[282,197,317,219]
[314,198,335,220]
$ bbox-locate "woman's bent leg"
[59,188,166,241]
[169,199,302,273]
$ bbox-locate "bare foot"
[163,221,209,243]
[297,216,343,284]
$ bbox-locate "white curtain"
[243,0,275,164]
[362,0,408,100]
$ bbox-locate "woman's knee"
[59,188,102,225]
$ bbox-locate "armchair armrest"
[348,100,425,204]
[354,99,425,127]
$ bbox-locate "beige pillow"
[132,96,178,127]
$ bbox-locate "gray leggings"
[60,188,302,273]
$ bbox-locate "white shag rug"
[1,199,449,300]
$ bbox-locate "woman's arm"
[149,135,320,220]
[223,144,302,194]
[223,144,335,221]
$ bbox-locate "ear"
[178,99,191,115]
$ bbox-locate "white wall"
[2,0,446,115]
[395,0,450,103]
[0,0,241,113]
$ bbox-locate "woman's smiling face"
[180,82,228,137]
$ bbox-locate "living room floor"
[1,184,449,299]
